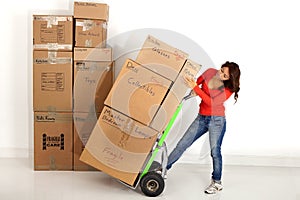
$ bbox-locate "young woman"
[166,61,241,194]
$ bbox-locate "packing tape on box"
[35,112,73,122]
[85,40,92,47]
[33,52,72,64]
[34,16,73,28]
[76,20,107,31]
[75,62,112,72]
[33,44,72,51]
[76,20,95,31]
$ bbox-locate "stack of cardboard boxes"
[73,2,113,171]
[80,35,202,186]
[33,15,74,170]
[33,2,113,171]
[32,2,202,177]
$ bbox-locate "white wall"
[1,0,300,166]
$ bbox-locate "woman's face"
[218,67,230,81]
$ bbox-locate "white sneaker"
[204,180,223,194]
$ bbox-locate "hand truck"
[119,92,194,197]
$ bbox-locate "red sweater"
[193,68,233,116]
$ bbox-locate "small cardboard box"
[150,59,202,132]
[104,58,172,126]
[73,112,100,171]
[33,15,73,51]
[33,51,73,112]
[75,19,107,48]
[136,35,189,81]
[73,61,114,113]
[74,1,109,21]
[80,106,159,186]
[34,112,73,170]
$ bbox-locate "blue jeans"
[166,114,226,181]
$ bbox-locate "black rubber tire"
[140,172,165,197]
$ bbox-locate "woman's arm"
[193,86,232,106]
[196,74,204,85]
[184,75,232,105]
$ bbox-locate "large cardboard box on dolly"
[33,15,73,51]
[34,112,73,170]
[104,58,172,126]
[80,106,159,185]
[75,19,107,48]
[150,59,202,132]
[73,47,114,113]
[74,1,109,21]
[33,51,73,112]
[136,35,188,82]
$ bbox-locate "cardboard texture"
[74,47,112,62]
[73,112,100,171]
[33,51,73,112]
[33,15,73,51]
[104,58,172,126]
[73,61,114,113]
[136,35,189,81]
[73,47,113,113]
[80,106,159,185]
[74,1,109,21]
[75,19,107,48]
[34,112,73,170]
[150,59,202,132]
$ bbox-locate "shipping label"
[42,133,65,150]
[41,72,64,92]
[40,23,65,43]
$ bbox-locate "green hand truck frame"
[119,92,194,197]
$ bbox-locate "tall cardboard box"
[150,59,202,132]
[33,15,73,51]
[75,19,107,48]
[104,59,172,126]
[80,106,159,185]
[136,35,188,82]
[74,2,109,21]
[73,112,100,171]
[73,48,113,113]
[34,112,73,170]
[33,51,73,112]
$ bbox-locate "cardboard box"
[104,58,172,126]
[73,61,114,113]
[74,1,109,21]
[34,112,73,170]
[73,47,113,113]
[73,112,100,171]
[74,47,112,62]
[33,15,73,51]
[136,35,189,81]
[80,106,159,186]
[75,19,107,48]
[170,59,202,98]
[150,59,202,132]
[33,51,73,112]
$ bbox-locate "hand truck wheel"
[140,172,165,197]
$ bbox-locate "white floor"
[1,158,300,200]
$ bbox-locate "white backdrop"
[0,0,299,167]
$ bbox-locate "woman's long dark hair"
[222,61,241,103]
